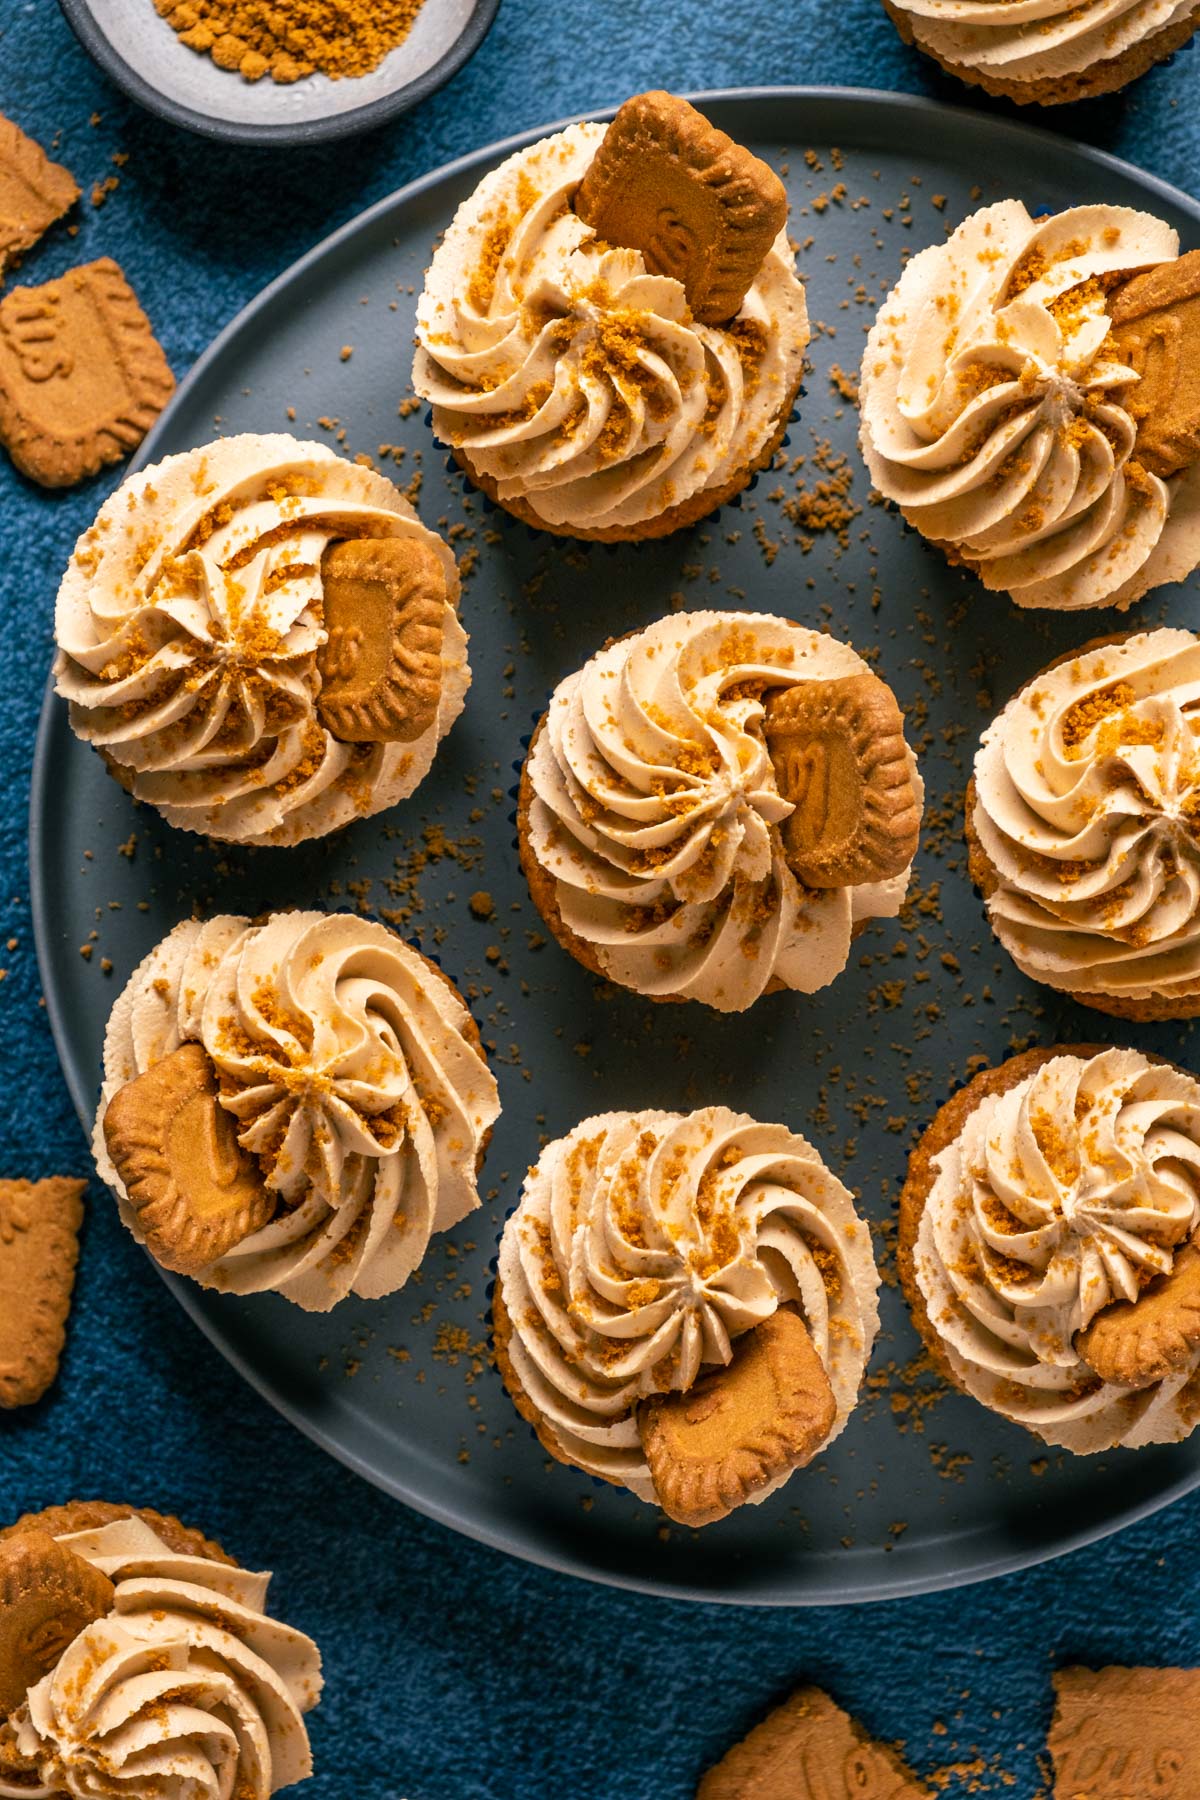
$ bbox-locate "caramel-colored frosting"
[974,629,1200,1004]
[860,203,1200,610]
[915,1049,1200,1451]
[890,0,1195,91]
[412,123,809,534]
[0,1516,321,1800]
[94,912,500,1311]
[54,434,469,845]
[525,609,922,1010]
[497,1105,881,1500]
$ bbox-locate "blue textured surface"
[2,4,1200,1796]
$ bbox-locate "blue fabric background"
[2,4,1200,1796]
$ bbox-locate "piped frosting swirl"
[888,0,1197,96]
[0,1515,320,1800]
[860,202,1200,610]
[412,123,809,535]
[974,628,1200,1005]
[94,911,500,1311]
[496,1105,881,1499]
[54,434,469,845]
[914,1048,1200,1451]
[524,609,922,1010]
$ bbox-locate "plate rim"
[31,84,1200,1607]
[54,0,502,146]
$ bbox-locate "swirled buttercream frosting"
[973,629,1200,1006]
[522,610,923,1010]
[54,434,469,845]
[94,911,500,1311]
[887,0,1198,100]
[0,1515,320,1799]
[411,123,809,536]
[860,202,1200,610]
[496,1106,881,1499]
[914,1048,1200,1451]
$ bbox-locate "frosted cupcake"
[860,205,1200,611]
[412,91,809,540]
[969,629,1200,1019]
[0,1501,320,1798]
[900,1046,1200,1453]
[494,1105,881,1525]
[54,433,469,845]
[95,911,500,1312]
[882,0,1200,104]
[516,610,923,1011]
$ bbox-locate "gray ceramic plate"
[31,89,1200,1605]
[57,0,500,145]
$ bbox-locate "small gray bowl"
[57,0,501,145]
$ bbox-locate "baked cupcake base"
[456,368,801,543]
[899,1044,1200,1461]
[55,436,469,849]
[0,1498,322,1797]
[883,0,1200,105]
[897,1045,1109,1392]
[1,1500,232,1564]
[517,709,870,1003]
[493,1103,881,1523]
[966,630,1200,1022]
[96,912,499,1309]
[516,712,772,1001]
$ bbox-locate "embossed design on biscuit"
[0,116,78,272]
[1077,1237,1200,1386]
[1050,1666,1200,1798]
[764,673,921,888]
[0,1176,85,1410]
[317,536,448,744]
[574,91,787,326]
[637,1307,836,1528]
[697,1683,930,1799]
[1112,249,1200,479]
[103,1042,275,1278]
[0,1530,115,1717]
[0,258,174,487]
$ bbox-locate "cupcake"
[54,433,469,845]
[411,91,809,541]
[0,1501,320,1797]
[969,628,1200,1019]
[881,0,1200,104]
[899,1046,1200,1453]
[493,1105,881,1525]
[860,206,1200,611]
[516,609,923,1011]
[95,910,500,1312]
